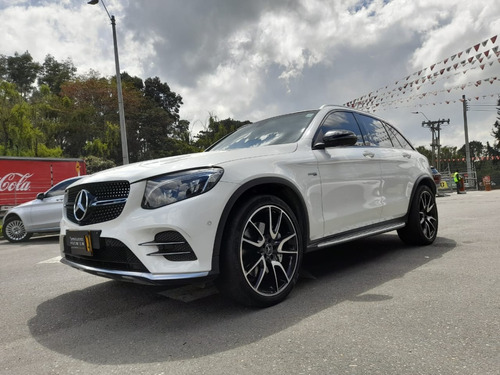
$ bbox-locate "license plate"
[66,231,93,256]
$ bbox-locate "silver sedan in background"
[2,176,82,242]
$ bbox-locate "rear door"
[353,114,416,220]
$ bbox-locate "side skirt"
[307,220,406,252]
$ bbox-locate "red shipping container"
[0,157,86,209]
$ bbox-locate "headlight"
[142,167,224,209]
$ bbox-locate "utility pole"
[462,95,472,182]
[88,0,129,165]
[421,119,450,170]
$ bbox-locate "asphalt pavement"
[1,190,499,375]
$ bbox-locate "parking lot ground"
[1,190,499,375]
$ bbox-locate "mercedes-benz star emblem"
[74,189,91,222]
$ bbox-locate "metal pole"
[430,123,436,167]
[436,123,441,171]
[89,0,129,165]
[462,95,472,181]
[110,16,129,165]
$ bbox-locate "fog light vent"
[139,231,197,262]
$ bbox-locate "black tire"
[398,185,438,246]
[3,216,32,243]
[216,195,303,307]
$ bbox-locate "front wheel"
[3,216,32,243]
[398,185,438,246]
[217,195,303,307]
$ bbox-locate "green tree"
[195,115,250,149]
[121,72,144,91]
[38,54,77,95]
[29,84,69,154]
[492,96,500,146]
[0,81,20,153]
[143,76,183,122]
[0,55,8,80]
[0,81,65,157]
[440,145,459,160]
[485,141,500,159]
[59,76,122,161]
[84,155,116,174]
[458,141,484,158]
[126,75,192,161]
[416,146,432,162]
[4,51,41,97]
[0,81,33,154]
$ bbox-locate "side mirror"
[36,193,45,200]
[314,130,358,149]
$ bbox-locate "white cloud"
[1,0,499,150]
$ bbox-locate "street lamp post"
[88,0,129,165]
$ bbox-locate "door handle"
[363,151,375,158]
[402,153,411,159]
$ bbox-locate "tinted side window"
[315,111,364,146]
[45,178,78,197]
[384,122,414,150]
[354,114,393,147]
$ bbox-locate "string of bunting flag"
[344,35,500,112]
[442,156,500,162]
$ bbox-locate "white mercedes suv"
[60,105,438,307]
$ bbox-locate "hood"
[73,144,298,185]
[9,198,39,210]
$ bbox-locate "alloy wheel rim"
[419,191,437,240]
[239,204,299,297]
[6,220,27,241]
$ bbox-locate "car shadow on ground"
[28,233,455,365]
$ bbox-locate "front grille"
[63,236,148,272]
[66,181,130,225]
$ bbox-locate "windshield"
[208,110,318,151]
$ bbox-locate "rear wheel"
[398,185,438,245]
[3,216,32,243]
[217,195,303,307]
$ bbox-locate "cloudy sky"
[1,0,500,151]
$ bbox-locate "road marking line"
[38,256,61,264]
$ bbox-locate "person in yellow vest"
[453,170,461,194]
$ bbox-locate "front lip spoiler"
[60,258,209,285]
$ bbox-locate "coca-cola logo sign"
[0,173,33,192]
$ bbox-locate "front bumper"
[60,179,235,283]
[60,257,210,285]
